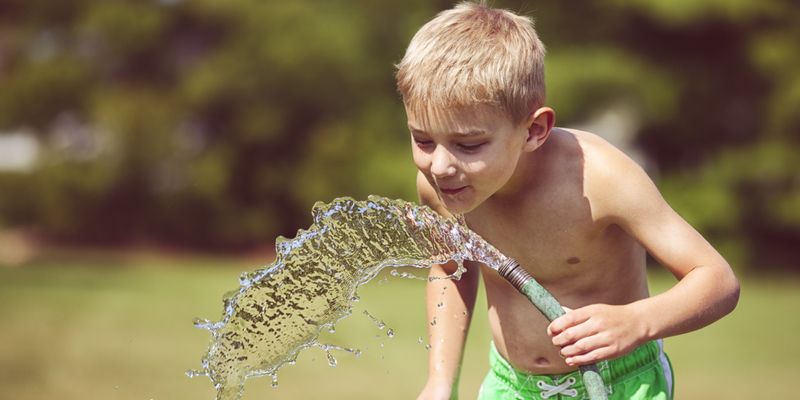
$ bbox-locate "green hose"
[497,258,608,400]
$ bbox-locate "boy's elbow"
[727,274,741,314]
[720,264,741,316]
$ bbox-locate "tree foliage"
[0,0,797,269]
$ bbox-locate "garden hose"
[498,258,608,400]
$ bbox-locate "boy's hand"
[547,303,648,367]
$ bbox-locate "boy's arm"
[416,172,480,400]
[548,144,740,367]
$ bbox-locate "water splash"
[190,196,507,400]
[362,310,387,330]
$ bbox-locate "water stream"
[188,195,508,400]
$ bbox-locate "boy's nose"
[430,146,457,178]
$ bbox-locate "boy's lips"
[439,186,468,195]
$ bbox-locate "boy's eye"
[413,138,432,146]
[457,142,486,151]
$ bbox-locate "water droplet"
[185,369,205,378]
[386,328,394,338]
[192,318,209,329]
[363,310,386,329]
[437,302,444,308]
[328,325,336,333]
[425,344,432,350]
[239,271,252,286]
[326,352,338,367]
[417,336,424,344]
[271,374,279,388]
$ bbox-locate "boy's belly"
[489,323,575,374]
[486,296,576,374]
[480,264,648,375]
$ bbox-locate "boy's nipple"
[566,256,581,265]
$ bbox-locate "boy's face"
[407,104,531,214]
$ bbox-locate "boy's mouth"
[439,186,468,196]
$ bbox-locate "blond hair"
[395,2,546,125]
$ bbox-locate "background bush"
[0,0,797,270]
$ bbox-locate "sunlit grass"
[0,256,796,399]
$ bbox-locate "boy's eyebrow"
[408,126,487,137]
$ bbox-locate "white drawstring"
[536,377,578,398]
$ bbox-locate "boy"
[394,3,740,400]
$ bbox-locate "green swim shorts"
[478,340,674,400]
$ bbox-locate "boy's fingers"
[551,314,600,347]
[564,346,612,367]
[547,308,588,337]
[551,322,595,347]
[547,316,569,336]
[559,334,604,358]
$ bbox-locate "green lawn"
[0,254,797,399]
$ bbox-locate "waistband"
[488,340,665,397]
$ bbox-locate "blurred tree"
[0,0,431,248]
[0,0,797,269]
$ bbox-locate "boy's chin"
[440,197,479,215]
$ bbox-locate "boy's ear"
[523,106,555,152]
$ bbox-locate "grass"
[0,254,797,399]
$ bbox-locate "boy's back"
[397,3,739,399]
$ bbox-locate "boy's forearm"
[424,261,480,392]
[634,262,740,341]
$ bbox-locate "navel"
[566,256,581,265]
[534,357,551,367]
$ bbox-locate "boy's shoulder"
[552,126,647,181]
[551,127,661,223]
[556,127,636,175]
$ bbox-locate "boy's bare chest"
[466,198,617,284]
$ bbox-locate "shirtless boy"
[394,3,740,399]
